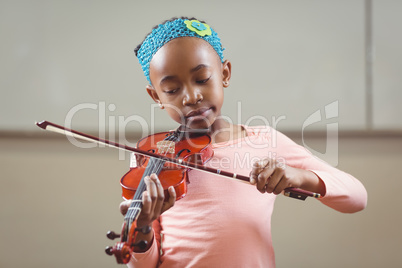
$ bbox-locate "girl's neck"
[208,118,247,144]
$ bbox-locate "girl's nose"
[183,89,203,106]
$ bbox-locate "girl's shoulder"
[244,125,311,157]
[243,125,295,147]
[243,125,274,138]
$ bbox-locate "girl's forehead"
[151,37,221,68]
[149,37,222,84]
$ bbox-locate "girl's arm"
[280,129,367,213]
[250,128,367,213]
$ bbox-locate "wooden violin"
[107,128,214,263]
[36,120,321,264]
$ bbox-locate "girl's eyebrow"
[160,75,175,85]
[190,64,209,73]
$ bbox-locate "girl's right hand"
[119,173,176,228]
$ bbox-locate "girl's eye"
[165,88,178,94]
[196,76,211,84]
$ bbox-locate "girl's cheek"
[166,108,185,123]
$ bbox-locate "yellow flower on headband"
[184,20,212,36]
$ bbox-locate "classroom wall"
[1,0,401,133]
[1,0,402,268]
[1,135,402,268]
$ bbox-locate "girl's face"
[147,37,231,130]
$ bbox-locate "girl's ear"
[222,60,232,88]
[146,84,160,103]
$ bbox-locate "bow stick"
[36,120,321,200]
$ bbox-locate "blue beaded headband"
[136,18,225,83]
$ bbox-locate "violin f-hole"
[176,149,191,158]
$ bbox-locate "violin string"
[125,134,178,223]
[125,157,165,222]
[125,159,156,221]
[126,135,175,221]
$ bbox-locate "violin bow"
[36,120,321,200]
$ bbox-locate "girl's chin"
[174,111,218,130]
[182,117,213,130]
[185,121,211,131]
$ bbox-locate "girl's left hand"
[249,158,308,194]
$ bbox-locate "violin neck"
[124,157,165,222]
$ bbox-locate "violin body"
[120,131,214,201]
[121,163,189,201]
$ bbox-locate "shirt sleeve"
[274,129,367,213]
[127,218,162,268]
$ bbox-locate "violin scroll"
[105,220,153,263]
[105,242,131,264]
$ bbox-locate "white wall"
[1,0,401,133]
[372,0,402,129]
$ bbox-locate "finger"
[256,166,275,193]
[145,175,158,213]
[272,168,291,195]
[141,176,153,216]
[266,167,286,194]
[162,186,176,214]
[254,159,275,192]
[249,171,258,185]
[250,159,269,184]
[119,200,132,216]
[150,173,165,215]
[141,190,152,216]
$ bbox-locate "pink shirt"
[128,126,367,267]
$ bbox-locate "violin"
[108,128,214,263]
[36,120,321,264]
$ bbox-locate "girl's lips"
[185,107,211,119]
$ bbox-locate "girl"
[119,17,367,267]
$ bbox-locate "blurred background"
[1,0,401,267]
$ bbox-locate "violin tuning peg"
[135,225,152,234]
[134,240,148,250]
[105,246,114,256]
[106,230,121,240]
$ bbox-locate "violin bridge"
[157,141,175,154]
